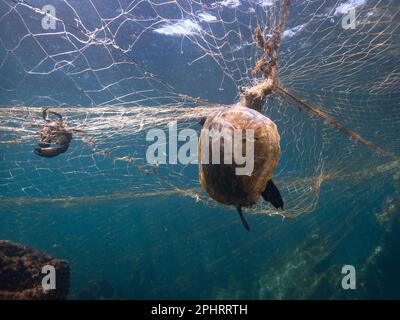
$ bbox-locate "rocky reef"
[0,240,70,300]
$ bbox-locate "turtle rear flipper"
[237,207,250,231]
[262,180,284,209]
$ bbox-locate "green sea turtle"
[198,103,283,231]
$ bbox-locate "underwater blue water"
[0,0,399,299]
[1,173,399,299]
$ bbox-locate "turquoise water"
[1,165,399,299]
[0,0,399,299]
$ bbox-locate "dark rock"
[0,240,70,300]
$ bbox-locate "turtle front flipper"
[237,207,250,231]
[199,117,207,126]
[262,180,284,209]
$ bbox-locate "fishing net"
[1,0,398,220]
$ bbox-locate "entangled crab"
[34,108,79,158]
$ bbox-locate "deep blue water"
[0,0,399,299]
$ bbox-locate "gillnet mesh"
[0,0,399,220]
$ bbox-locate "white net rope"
[0,0,399,219]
